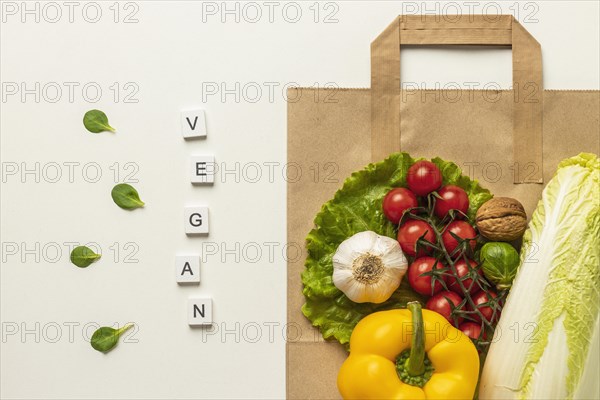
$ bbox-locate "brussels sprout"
[480,242,520,290]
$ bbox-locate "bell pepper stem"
[405,301,426,376]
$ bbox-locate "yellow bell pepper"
[338,302,479,400]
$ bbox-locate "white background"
[1,1,598,399]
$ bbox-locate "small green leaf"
[70,246,101,268]
[91,324,134,353]
[111,183,145,210]
[83,109,115,133]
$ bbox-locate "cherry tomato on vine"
[459,322,486,341]
[434,185,469,219]
[426,291,464,325]
[382,188,418,224]
[471,290,500,324]
[407,257,447,296]
[407,161,442,196]
[397,220,435,257]
[442,221,477,255]
[446,259,482,295]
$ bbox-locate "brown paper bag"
[287,15,600,399]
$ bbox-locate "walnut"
[475,197,527,241]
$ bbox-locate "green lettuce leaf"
[302,152,493,347]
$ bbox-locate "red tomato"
[426,291,464,325]
[442,221,477,256]
[434,185,469,219]
[382,188,418,224]
[397,220,435,257]
[459,322,486,341]
[471,291,500,324]
[407,257,447,296]
[446,259,482,295]
[407,161,442,196]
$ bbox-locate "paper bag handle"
[371,15,543,183]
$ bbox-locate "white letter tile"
[184,206,209,235]
[175,255,200,284]
[181,109,207,139]
[190,155,215,185]
[188,298,212,326]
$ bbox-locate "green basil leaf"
[83,109,115,133]
[111,183,145,210]
[70,246,101,268]
[91,324,133,353]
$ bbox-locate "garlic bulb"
[332,231,408,304]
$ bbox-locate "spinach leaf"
[111,183,145,210]
[83,109,115,133]
[70,246,101,268]
[91,324,134,353]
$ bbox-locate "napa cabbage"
[479,153,600,400]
